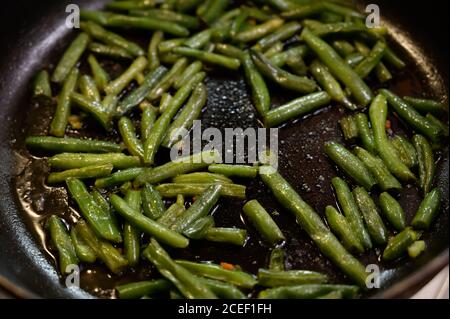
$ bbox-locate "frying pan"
[0,0,448,299]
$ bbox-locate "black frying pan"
[0,0,448,299]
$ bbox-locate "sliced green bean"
[47,215,78,274]
[411,188,442,230]
[325,206,364,253]
[269,248,285,271]
[382,228,418,261]
[339,115,359,140]
[408,240,426,259]
[33,70,52,97]
[379,192,406,231]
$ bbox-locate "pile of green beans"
[26,0,448,300]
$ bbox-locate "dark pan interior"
[0,0,448,299]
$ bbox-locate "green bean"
[80,21,144,56]
[264,92,330,127]
[120,181,133,196]
[52,33,90,83]
[235,18,284,43]
[380,89,443,143]
[148,58,188,101]
[200,277,246,299]
[118,117,144,159]
[117,66,167,115]
[243,200,285,245]
[258,284,359,299]
[105,1,156,11]
[183,216,215,239]
[353,187,388,245]
[301,28,373,107]
[123,190,142,266]
[241,6,273,21]
[75,220,128,274]
[325,206,364,253]
[325,142,376,190]
[260,169,368,286]
[215,43,245,59]
[408,240,426,258]
[258,269,327,287]
[345,52,365,67]
[143,72,206,164]
[241,52,270,116]
[251,50,317,94]
[201,0,229,25]
[158,38,186,53]
[426,114,449,137]
[369,94,416,182]
[411,188,442,230]
[390,135,418,168]
[71,93,113,131]
[110,194,189,248]
[79,75,101,102]
[172,172,233,184]
[413,134,436,196]
[91,189,113,217]
[157,203,186,227]
[135,150,220,186]
[47,215,78,274]
[47,164,113,184]
[264,42,284,58]
[379,192,406,231]
[89,42,133,60]
[25,136,121,154]
[33,70,52,97]
[81,10,190,37]
[309,60,355,110]
[49,153,140,170]
[253,22,302,52]
[332,40,355,57]
[303,20,368,38]
[384,47,406,70]
[141,183,165,220]
[382,228,418,261]
[265,0,298,11]
[172,47,240,70]
[331,177,372,250]
[148,31,163,70]
[95,168,145,189]
[143,239,217,298]
[269,248,285,271]
[177,195,185,207]
[269,45,310,67]
[105,56,148,96]
[339,115,358,140]
[178,0,203,12]
[353,147,402,191]
[116,280,172,299]
[67,178,122,243]
[176,260,257,289]
[354,41,387,79]
[354,113,376,153]
[130,9,199,29]
[70,227,96,263]
[174,61,203,89]
[317,291,343,299]
[184,29,213,49]
[49,68,79,137]
[162,83,207,148]
[230,12,248,39]
[403,96,448,116]
[156,183,246,199]
[208,164,258,178]
[140,103,157,142]
[171,184,222,232]
[158,93,173,114]
[282,1,363,19]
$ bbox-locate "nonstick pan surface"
[0,0,448,299]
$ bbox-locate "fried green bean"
[354,113,376,153]
[172,47,241,70]
[49,153,140,170]
[408,240,426,259]
[25,136,122,153]
[148,31,163,70]
[89,42,133,60]
[269,248,285,271]
[411,188,442,230]
[130,9,199,29]
[426,114,449,137]
[413,134,435,196]
[140,103,157,142]
[33,70,52,97]
[258,269,327,287]
[264,92,330,127]
[324,142,376,190]
[49,68,79,137]
[79,75,101,102]
[353,187,388,245]
[174,61,203,89]
[47,215,79,274]
[260,168,368,286]
[200,277,247,299]
[67,178,122,243]
[208,164,258,178]
[251,50,317,94]
[369,94,416,182]
[201,0,229,25]
[71,93,112,130]
[301,28,373,107]
[382,228,418,261]
[403,96,448,116]
[52,33,90,83]
[123,190,142,266]
[141,183,166,220]
[155,183,246,199]
[353,147,402,191]
[105,56,148,96]
[110,194,189,248]
[148,58,188,101]
[339,115,359,140]
[157,203,186,227]
[379,192,406,231]
[243,200,285,245]
[253,22,302,52]
[118,117,144,158]
[390,135,418,168]
[116,279,172,299]
[235,18,284,43]
[172,172,233,184]
[70,227,96,263]
[47,164,113,184]
[354,41,387,79]
[183,216,215,239]
[143,239,217,298]
[325,206,364,253]
[95,167,145,189]
[258,284,359,299]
